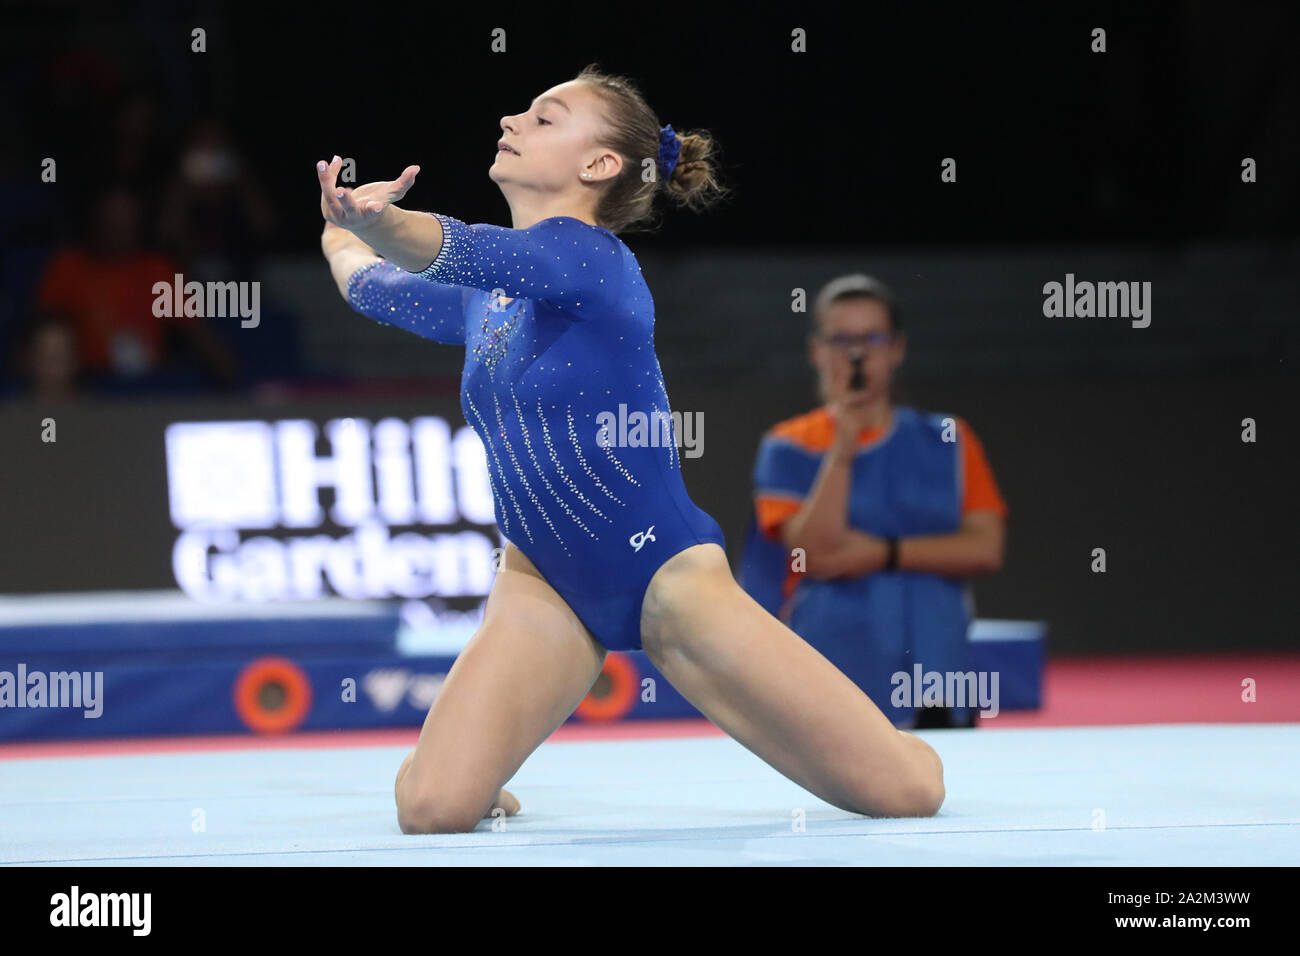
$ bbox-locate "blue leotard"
[345,213,726,651]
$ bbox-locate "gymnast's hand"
[827,393,878,456]
[317,155,420,232]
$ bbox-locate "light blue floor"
[2,724,1297,866]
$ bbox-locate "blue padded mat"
[1,723,1295,866]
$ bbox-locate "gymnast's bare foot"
[490,788,521,817]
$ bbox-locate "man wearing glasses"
[748,274,1008,729]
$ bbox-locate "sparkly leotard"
[346,213,726,651]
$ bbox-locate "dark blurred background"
[1,0,1296,655]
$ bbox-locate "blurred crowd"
[0,39,299,402]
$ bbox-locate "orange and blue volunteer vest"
[742,405,1008,725]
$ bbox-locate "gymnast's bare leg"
[393,543,606,833]
[641,543,945,818]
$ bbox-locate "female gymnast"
[317,65,946,833]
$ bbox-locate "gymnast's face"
[810,297,905,406]
[492,81,623,195]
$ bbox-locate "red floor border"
[0,718,725,761]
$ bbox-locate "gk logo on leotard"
[629,526,656,552]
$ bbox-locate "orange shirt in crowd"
[36,249,190,374]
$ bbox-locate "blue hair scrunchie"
[657,124,681,183]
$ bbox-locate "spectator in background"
[0,106,69,373]
[154,116,302,385]
[108,89,173,194]
[748,274,1008,729]
[159,116,276,281]
[34,187,236,388]
[4,312,82,402]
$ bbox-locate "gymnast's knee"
[861,738,946,818]
[901,767,946,818]
[395,773,486,834]
[397,793,485,835]
[848,772,945,820]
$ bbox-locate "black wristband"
[885,537,900,571]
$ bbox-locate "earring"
[582,172,590,179]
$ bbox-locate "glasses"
[817,331,893,350]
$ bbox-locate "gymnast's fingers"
[317,156,344,221]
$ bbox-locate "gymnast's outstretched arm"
[321,222,468,345]
[315,156,621,315]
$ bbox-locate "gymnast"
[316,64,946,833]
